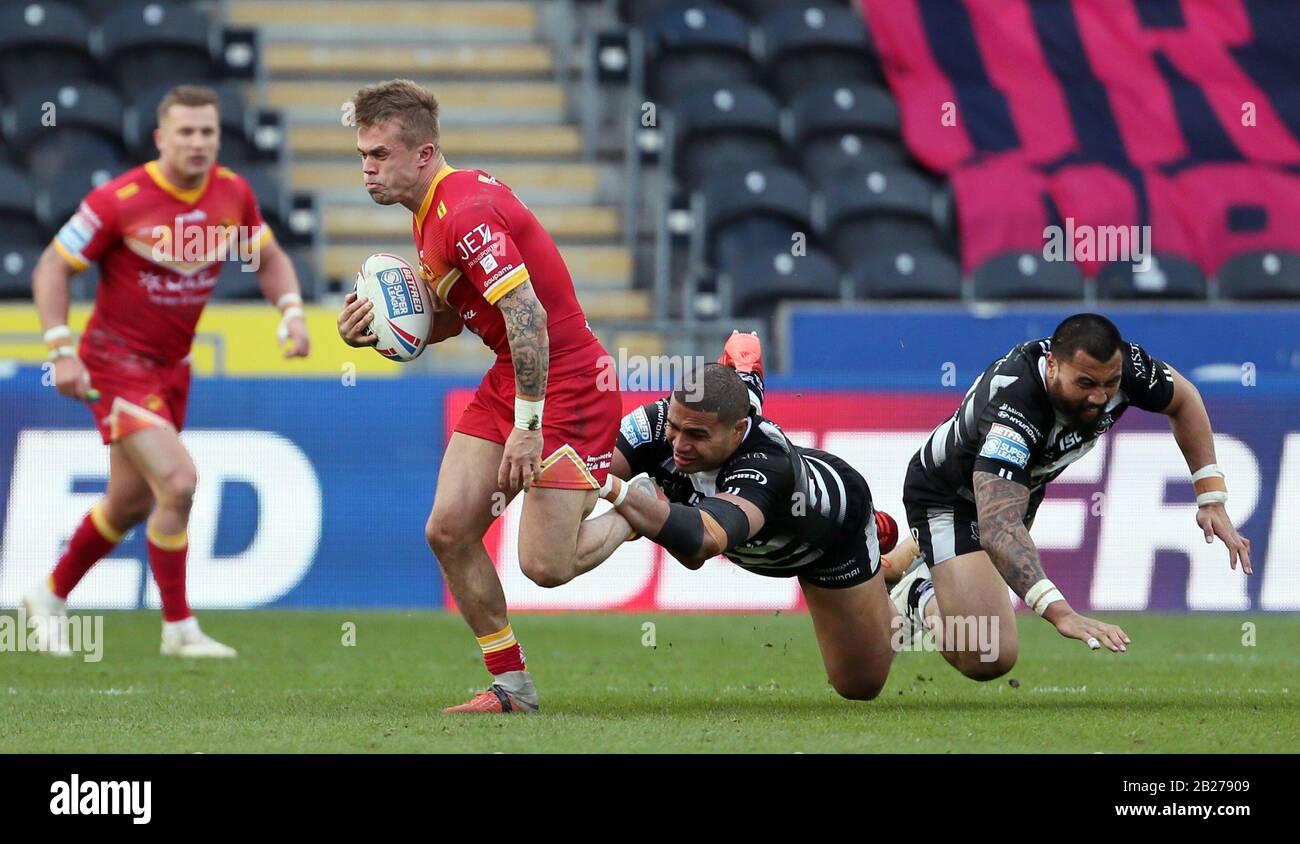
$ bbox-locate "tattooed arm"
[493,279,548,492]
[496,279,548,403]
[972,471,1045,599]
[973,470,1131,651]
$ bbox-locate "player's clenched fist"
[52,355,92,401]
[337,290,378,347]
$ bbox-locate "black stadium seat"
[62,0,189,20]
[972,252,1085,301]
[8,83,126,185]
[130,81,256,163]
[0,164,45,246]
[759,3,879,100]
[790,82,906,185]
[645,3,755,103]
[39,163,125,237]
[700,164,813,272]
[849,250,963,300]
[619,0,692,26]
[0,1,95,99]
[238,164,287,234]
[100,2,217,93]
[1217,250,1300,300]
[821,167,945,268]
[670,82,783,185]
[720,0,797,20]
[0,243,40,300]
[1097,253,1206,300]
[721,246,842,318]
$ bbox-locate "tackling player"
[24,85,311,657]
[338,80,625,713]
[893,313,1251,679]
[575,334,905,701]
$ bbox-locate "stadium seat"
[644,3,756,103]
[100,2,217,93]
[848,250,963,300]
[1097,254,1206,300]
[619,0,694,26]
[39,163,126,237]
[669,83,783,185]
[821,167,946,268]
[238,164,288,234]
[63,0,189,20]
[1217,250,1300,300]
[758,3,879,100]
[790,82,906,185]
[0,164,46,246]
[700,165,814,273]
[0,1,95,100]
[129,81,257,163]
[972,252,1086,301]
[720,246,842,318]
[0,243,40,300]
[720,0,800,20]
[8,83,126,185]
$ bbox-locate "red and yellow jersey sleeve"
[51,180,124,272]
[442,200,530,306]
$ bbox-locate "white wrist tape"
[276,292,303,311]
[1025,578,1066,617]
[1191,464,1224,483]
[277,307,305,344]
[515,397,544,431]
[47,345,76,361]
[600,475,629,506]
[1192,463,1228,507]
[43,325,71,345]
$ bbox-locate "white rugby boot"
[889,558,935,642]
[160,616,237,658]
[20,584,73,657]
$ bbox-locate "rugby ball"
[355,253,432,361]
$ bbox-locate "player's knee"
[518,549,574,589]
[155,467,196,510]
[959,649,1017,681]
[831,675,885,701]
[425,513,483,557]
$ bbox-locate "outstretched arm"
[1161,366,1252,574]
[973,470,1129,652]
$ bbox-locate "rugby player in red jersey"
[25,85,311,657]
[338,80,627,713]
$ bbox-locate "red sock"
[875,510,899,555]
[477,624,526,675]
[50,502,124,599]
[147,525,191,622]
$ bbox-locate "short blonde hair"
[157,84,220,125]
[352,79,440,149]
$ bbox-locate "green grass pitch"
[1,611,1296,753]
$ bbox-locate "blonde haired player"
[339,79,628,713]
[25,85,311,657]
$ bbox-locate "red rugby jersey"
[411,166,603,379]
[52,160,270,365]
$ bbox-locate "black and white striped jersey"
[905,338,1176,509]
[615,398,874,573]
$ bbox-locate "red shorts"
[455,362,622,489]
[79,330,191,445]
